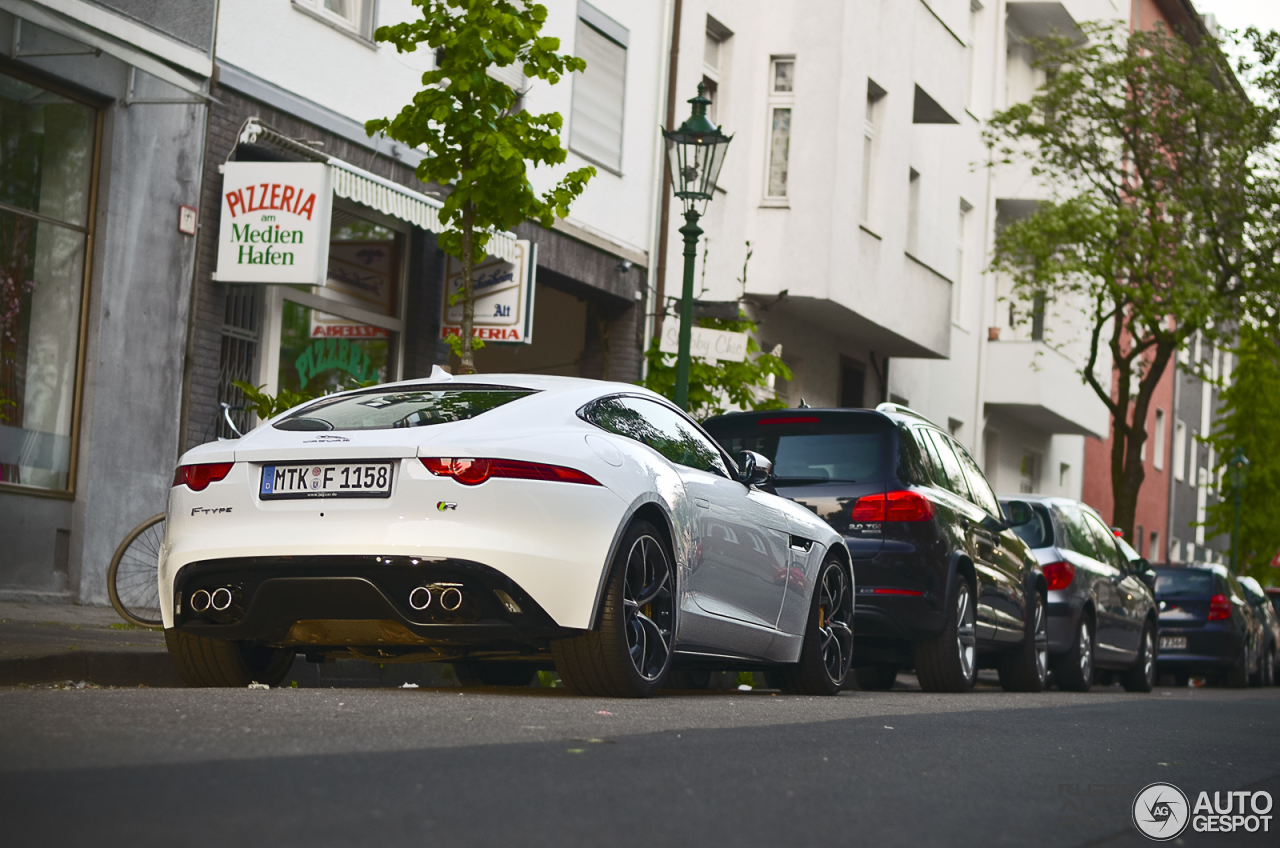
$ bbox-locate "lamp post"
[662,82,733,411]
[1227,447,1250,572]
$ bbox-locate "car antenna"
[798,398,810,409]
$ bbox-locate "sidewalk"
[0,601,457,688]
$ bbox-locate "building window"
[1136,524,1144,556]
[906,169,921,256]
[861,81,885,223]
[1189,429,1199,486]
[266,207,406,400]
[967,1,984,111]
[1153,408,1165,470]
[1149,531,1160,562]
[570,4,629,173]
[0,70,98,494]
[703,17,731,125]
[1019,450,1040,494]
[955,199,972,323]
[295,0,376,39]
[764,57,795,199]
[1173,420,1186,481]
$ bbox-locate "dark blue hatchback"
[1153,563,1263,687]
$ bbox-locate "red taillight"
[1043,560,1076,591]
[1209,593,1232,620]
[421,457,601,486]
[850,491,934,523]
[173,462,234,492]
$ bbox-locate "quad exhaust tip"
[408,586,433,610]
[210,587,233,611]
[408,585,464,612]
[440,587,463,611]
[190,589,212,613]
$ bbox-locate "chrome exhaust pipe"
[440,587,463,611]
[210,587,233,612]
[190,589,212,613]
[408,586,433,611]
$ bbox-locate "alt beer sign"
[214,162,333,285]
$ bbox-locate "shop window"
[294,0,376,40]
[765,57,795,199]
[570,4,628,172]
[0,70,97,493]
[274,210,404,396]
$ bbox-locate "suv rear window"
[274,387,535,431]
[1154,569,1217,597]
[704,415,890,485]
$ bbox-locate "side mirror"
[1133,559,1156,589]
[737,450,773,487]
[1003,500,1035,527]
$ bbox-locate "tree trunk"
[1109,339,1175,544]
[459,202,477,375]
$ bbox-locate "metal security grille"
[215,285,261,439]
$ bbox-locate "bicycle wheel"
[108,513,166,627]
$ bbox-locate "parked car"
[1153,563,1263,687]
[1240,576,1279,686]
[703,404,1047,693]
[996,496,1158,693]
[161,374,854,697]
[1269,587,1280,620]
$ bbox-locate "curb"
[0,652,184,687]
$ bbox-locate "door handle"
[694,497,711,509]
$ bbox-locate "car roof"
[1153,562,1230,576]
[705,404,941,432]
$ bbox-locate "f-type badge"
[437,501,457,511]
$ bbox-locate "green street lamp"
[663,82,733,411]
[1227,447,1250,572]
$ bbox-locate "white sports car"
[161,372,853,697]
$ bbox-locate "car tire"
[550,520,675,698]
[1225,642,1250,688]
[1121,621,1157,693]
[770,555,854,696]
[853,664,897,691]
[914,577,978,693]
[998,591,1048,692]
[452,661,538,687]
[164,629,294,688]
[1054,612,1095,692]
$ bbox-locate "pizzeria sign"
[213,161,333,285]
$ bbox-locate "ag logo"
[1133,782,1190,841]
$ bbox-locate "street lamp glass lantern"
[664,83,733,215]
[1228,447,1250,492]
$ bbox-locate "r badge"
[437,501,457,511]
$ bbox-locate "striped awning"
[328,159,519,264]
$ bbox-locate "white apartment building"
[660,0,1115,498]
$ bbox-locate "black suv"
[704,404,1046,692]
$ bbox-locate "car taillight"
[421,457,601,486]
[850,491,934,522]
[1209,593,1232,620]
[173,462,234,492]
[1043,560,1076,591]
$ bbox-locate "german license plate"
[1160,636,1187,651]
[259,462,393,500]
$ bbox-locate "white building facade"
[657,0,1116,498]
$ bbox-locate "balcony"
[984,340,1108,438]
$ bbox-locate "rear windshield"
[704,415,890,485]
[274,387,535,431]
[1154,569,1218,597]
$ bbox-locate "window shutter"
[571,20,626,170]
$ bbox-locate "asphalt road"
[1,676,1277,848]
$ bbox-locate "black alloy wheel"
[1226,641,1251,688]
[551,521,675,697]
[770,557,853,696]
[1122,620,1157,692]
